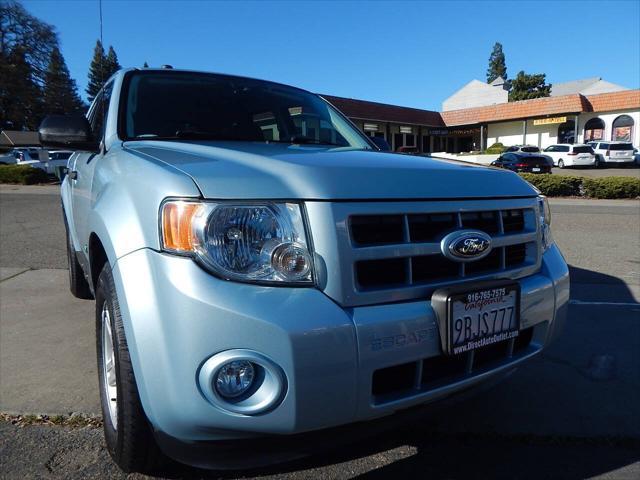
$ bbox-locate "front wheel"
[558,159,565,169]
[96,264,167,474]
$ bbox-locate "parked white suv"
[543,144,596,168]
[588,141,635,165]
[44,150,73,175]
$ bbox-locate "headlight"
[161,200,314,284]
[538,195,553,251]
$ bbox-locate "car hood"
[123,141,537,200]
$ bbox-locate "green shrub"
[485,142,505,154]
[582,177,640,199]
[519,173,582,197]
[0,165,50,185]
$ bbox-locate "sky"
[22,0,640,111]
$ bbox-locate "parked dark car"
[491,152,552,174]
[396,145,419,154]
[504,145,541,153]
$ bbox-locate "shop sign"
[533,116,567,126]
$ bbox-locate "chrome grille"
[305,197,542,307]
[352,207,537,291]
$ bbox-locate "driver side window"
[88,81,114,143]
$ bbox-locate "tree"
[86,42,120,102]
[486,42,507,83]
[508,71,552,101]
[86,40,106,102]
[0,46,42,130]
[143,61,149,68]
[43,47,85,115]
[104,45,120,78]
[0,0,58,88]
[0,0,62,129]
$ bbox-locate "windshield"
[122,71,372,149]
[609,143,633,151]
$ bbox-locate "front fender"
[87,147,202,268]
[60,175,80,251]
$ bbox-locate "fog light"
[215,361,255,398]
[271,243,312,281]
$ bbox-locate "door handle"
[68,170,78,180]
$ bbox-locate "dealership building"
[323,77,640,153]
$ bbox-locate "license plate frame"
[432,281,521,356]
[532,167,541,172]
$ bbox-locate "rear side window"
[523,156,547,164]
[557,146,570,152]
[573,146,593,154]
[610,143,633,151]
[599,143,610,149]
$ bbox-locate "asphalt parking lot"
[1,185,639,479]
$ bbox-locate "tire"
[96,264,166,474]
[64,214,93,299]
[558,159,565,169]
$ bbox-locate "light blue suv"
[38,68,569,473]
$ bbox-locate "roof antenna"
[99,0,104,87]
[98,0,106,151]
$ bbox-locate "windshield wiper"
[286,135,343,147]
[133,131,250,141]
[174,130,228,140]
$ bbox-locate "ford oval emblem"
[441,230,493,262]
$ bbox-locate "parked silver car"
[39,68,570,474]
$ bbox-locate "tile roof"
[322,90,639,129]
[321,95,445,127]
[586,89,640,113]
[441,94,587,126]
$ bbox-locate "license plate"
[447,284,520,355]
[532,167,541,172]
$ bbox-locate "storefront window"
[584,118,605,142]
[557,120,575,144]
[612,115,634,142]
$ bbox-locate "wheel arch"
[89,233,110,291]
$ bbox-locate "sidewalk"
[0,184,60,195]
[0,269,97,415]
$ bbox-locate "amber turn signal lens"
[162,201,200,252]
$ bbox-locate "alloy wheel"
[101,302,118,429]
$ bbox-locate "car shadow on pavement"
[152,266,639,480]
[569,264,638,303]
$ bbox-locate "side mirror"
[370,136,391,152]
[38,115,99,151]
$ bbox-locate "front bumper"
[111,244,569,457]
